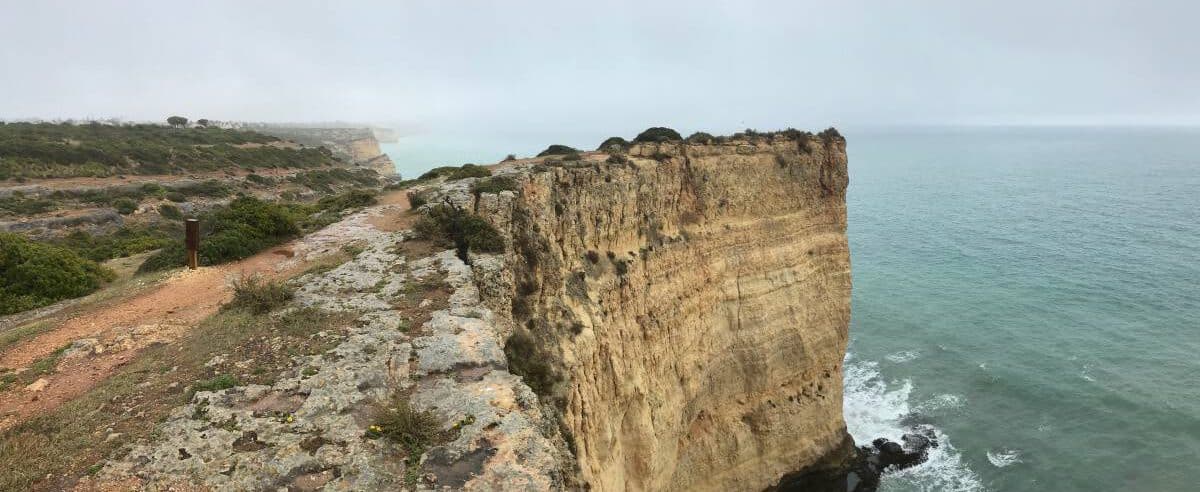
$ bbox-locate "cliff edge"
[420,130,852,490]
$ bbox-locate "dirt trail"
[0,189,414,430]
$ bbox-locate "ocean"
[383,127,1200,491]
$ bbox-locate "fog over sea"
[384,127,1200,491]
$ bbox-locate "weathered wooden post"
[185,218,200,270]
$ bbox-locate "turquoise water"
[845,128,1200,491]
[383,127,1200,491]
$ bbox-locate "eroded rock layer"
[472,136,852,491]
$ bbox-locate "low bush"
[112,197,138,215]
[245,173,274,186]
[536,144,578,157]
[0,233,113,315]
[596,137,628,151]
[685,132,715,144]
[317,188,377,213]
[417,163,490,181]
[158,203,183,220]
[414,203,504,261]
[365,395,442,455]
[165,191,187,202]
[137,196,300,273]
[562,152,582,162]
[226,275,294,314]
[819,127,844,143]
[447,164,490,180]
[633,127,682,143]
[54,226,174,263]
[502,154,517,162]
[470,176,519,196]
[0,192,56,216]
[605,154,628,165]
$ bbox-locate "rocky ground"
[80,191,558,490]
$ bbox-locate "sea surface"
[383,127,1200,491]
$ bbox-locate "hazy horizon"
[3,0,1199,134]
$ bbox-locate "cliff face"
[253,127,397,176]
[469,136,852,490]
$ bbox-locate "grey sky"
[2,0,1198,135]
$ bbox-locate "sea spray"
[843,353,984,492]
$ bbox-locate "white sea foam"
[886,350,922,363]
[986,449,1023,468]
[843,354,985,492]
[916,393,966,413]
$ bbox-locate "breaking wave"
[843,353,984,491]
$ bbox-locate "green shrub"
[192,374,238,394]
[137,196,300,273]
[414,164,490,182]
[502,154,517,162]
[471,176,519,196]
[606,154,628,165]
[0,233,113,315]
[317,188,377,213]
[165,191,187,202]
[536,144,578,157]
[819,127,843,143]
[226,275,294,314]
[504,330,557,397]
[562,152,582,162]
[408,191,430,208]
[158,203,183,220]
[54,226,174,262]
[447,164,491,180]
[245,173,274,186]
[414,204,504,261]
[112,198,138,215]
[418,166,459,180]
[0,192,56,216]
[685,132,715,144]
[596,137,629,151]
[633,127,682,143]
[365,395,442,457]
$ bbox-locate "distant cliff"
[253,126,397,176]
[419,131,853,490]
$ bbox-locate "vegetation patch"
[418,164,491,181]
[633,127,682,143]
[0,233,114,315]
[365,393,451,487]
[289,168,379,193]
[596,137,629,151]
[536,144,578,157]
[414,203,504,262]
[0,122,340,180]
[685,131,715,144]
[470,176,519,196]
[226,275,295,314]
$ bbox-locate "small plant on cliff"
[470,176,519,196]
[605,154,628,165]
[504,329,558,398]
[414,200,504,261]
[536,144,578,157]
[685,131,715,144]
[819,127,844,143]
[225,274,294,314]
[596,136,629,151]
[633,127,682,143]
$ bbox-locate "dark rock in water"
[771,429,937,492]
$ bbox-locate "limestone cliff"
[253,126,397,176]
[452,132,852,490]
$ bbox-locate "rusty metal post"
[185,219,200,270]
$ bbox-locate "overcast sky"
[2,0,1198,135]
